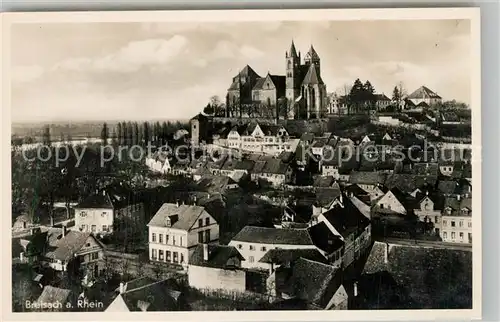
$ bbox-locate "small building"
[312,194,371,268]
[280,258,348,310]
[406,85,442,107]
[147,203,219,268]
[145,150,171,174]
[106,277,186,312]
[34,286,75,312]
[229,226,317,270]
[74,185,145,236]
[188,244,246,292]
[22,226,105,280]
[251,158,294,188]
[440,196,472,244]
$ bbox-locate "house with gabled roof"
[252,72,286,108]
[373,187,417,216]
[147,203,219,269]
[74,184,144,236]
[188,244,247,292]
[21,226,105,281]
[106,277,186,312]
[280,258,348,310]
[312,194,371,267]
[229,226,317,270]
[440,195,472,244]
[406,85,442,107]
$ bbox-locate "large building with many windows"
[440,196,472,244]
[147,203,219,269]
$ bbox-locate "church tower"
[304,45,321,76]
[286,41,301,109]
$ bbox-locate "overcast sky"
[11,19,471,122]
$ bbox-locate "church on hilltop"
[226,41,327,119]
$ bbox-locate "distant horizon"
[11,19,471,122]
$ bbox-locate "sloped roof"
[301,63,324,85]
[259,248,327,265]
[322,194,371,238]
[37,286,72,307]
[75,194,114,209]
[261,158,289,175]
[118,279,181,311]
[407,86,441,99]
[385,174,437,194]
[45,229,95,261]
[315,187,342,207]
[252,78,266,91]
[349,171,387,186]
[190,244,244,269]
[307,221,344,254]
[288,40,298,57]
[362,242,472,309]
[284,258,344,309]
[305,45,320,61]
[374,94,391,101]
[148,203,209,230]
[231,226,314,245]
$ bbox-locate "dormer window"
[165,218,171,227]
[80,211,87,217]
[461,208,469,215]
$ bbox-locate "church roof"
[302,63,324,85]
[288,40,298,57]
[407,86,441,99]
[305,45,320,61]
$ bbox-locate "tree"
[363,80,376,110]
[132,122,139,146]
[116,122,123,146]
[349,79,365,113]
[42,125,51,146]
[126,122,133,146]
[277,97,292,119]
[392,86,401,109]
[100,122,109,145]
[203,103,215,115]
[122,122,128,146]
[110,128,117,146]
[142,122,150,145]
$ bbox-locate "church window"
[288,61,291,69]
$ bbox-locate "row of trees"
[100,120,188,147]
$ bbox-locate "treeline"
[101,120,189,147]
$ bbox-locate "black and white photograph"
[3,8,481,321]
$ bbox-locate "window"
[468,222,472,228]
[166,234,169,244]
[102,225,108,232]
[205,230,210,243]
[248,256,254,263]
[80,211,87,217]
[261,246,267,252]
[101,212,107,217]
[205,217,210,226]
[166,251,171,262]
[468,233,472,242]
[91,225,96,233]
[435,216,439,223]
[451,232,456,239]
[151,249,157,260]
[459,232,464,240]
[462,208,469,215]
[180,253,184,263]
[443,232,447,239]
[159,250,164,261]
[152,233,156,242]
[172,236,176,245]
[180,236,183,247]
[380,204,384,209]
[459,221,464,227]
[249,245,255,251]
[237,244,242,249]
[198,219,203,227]
[173,252,178,263]
[451,221,456,227]
[198,231,203,243]
[443,220,447,227]
[90,252,99,261]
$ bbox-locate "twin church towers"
[226,40,327,119]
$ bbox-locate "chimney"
[203,244,209,261]
[457,195,461,201]
[176,201,179,207]
[62,225,67,238]
[119,282,125,294]
[20,252,24,262]
[193,195,197,204]
[353,282,358,297]
[384,243,389,264]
